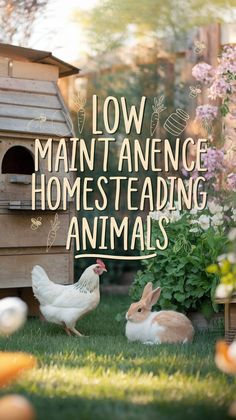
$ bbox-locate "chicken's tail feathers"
[32,265,50,283]
[32,265,52,296]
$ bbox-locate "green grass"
[0,295,235,420]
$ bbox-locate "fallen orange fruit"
[0,352,37,387]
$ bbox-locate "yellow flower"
[221,273,234,285]
[207,264,219,274]
[220,260,231,275]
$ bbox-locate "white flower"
[198,214,210,230]
[150,205,183,223]
[218,252,236,264]
[190,219,198,225]
[228,253,236,264]
[189,227,199,233]
[215,284,233,299]
[224,205,230,211]
[190,208,198,215]
[211,213,224,227]
[228,228,236,241]
[217,253,227,262]
[150,209,170,221]
[208,201,223,215]
[232,209,236,222]
[149,211,159,220]
[169,209,181,223]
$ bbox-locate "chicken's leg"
[63,323,72,336]
[71,327,86,337]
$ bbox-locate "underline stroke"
[75,253,157,260]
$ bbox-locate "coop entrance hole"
[2,146,34,175]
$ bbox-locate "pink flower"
[195,105,218,122]
[201,147,225,180]
[227,173,236,192]
[192,62,214,84]
[221,46,236,65]
[208,77,231,100]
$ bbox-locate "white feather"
[31,264,100,328]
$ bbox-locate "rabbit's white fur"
[126,310,193,344]
[126,311,166,344]
[125,282,194,345]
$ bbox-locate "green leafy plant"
[130,203,234,314]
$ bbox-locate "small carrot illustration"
[46,213,60,252]
[150,95,166,136]
[74,94,86,134]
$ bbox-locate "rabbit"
[125,282,194,345]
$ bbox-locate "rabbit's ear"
[146,287,161,307]
[141,282,153,299]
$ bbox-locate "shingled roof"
[0,44,80,138]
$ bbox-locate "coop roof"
[0,78,75,137]
[0,44,79,138]
[0,44,80,78]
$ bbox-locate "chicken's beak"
[103,268,107,272]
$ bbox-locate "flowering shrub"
[208,78,231,101]
[132,45,236,315]
[131,202,235,314]
[192,62,214,84]
[201,148,225,181]
[191,45,236,194]
[192,46,236,111]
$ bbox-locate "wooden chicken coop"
[0,44,79,313]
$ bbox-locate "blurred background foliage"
[72,0,236,282]
[74,0,236,54]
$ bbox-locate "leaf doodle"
[173,234,192,255]
[202,118,213,135]
[150,95,166,136]
[46,213,60,252]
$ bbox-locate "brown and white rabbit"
[126,282,194,345]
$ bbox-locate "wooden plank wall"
[0,202,75,288]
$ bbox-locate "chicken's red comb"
[96,259,106,269]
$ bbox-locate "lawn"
[0,294,235,420]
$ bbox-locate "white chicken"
[32,259,107,336]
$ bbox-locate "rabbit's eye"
[137,308,142,313]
